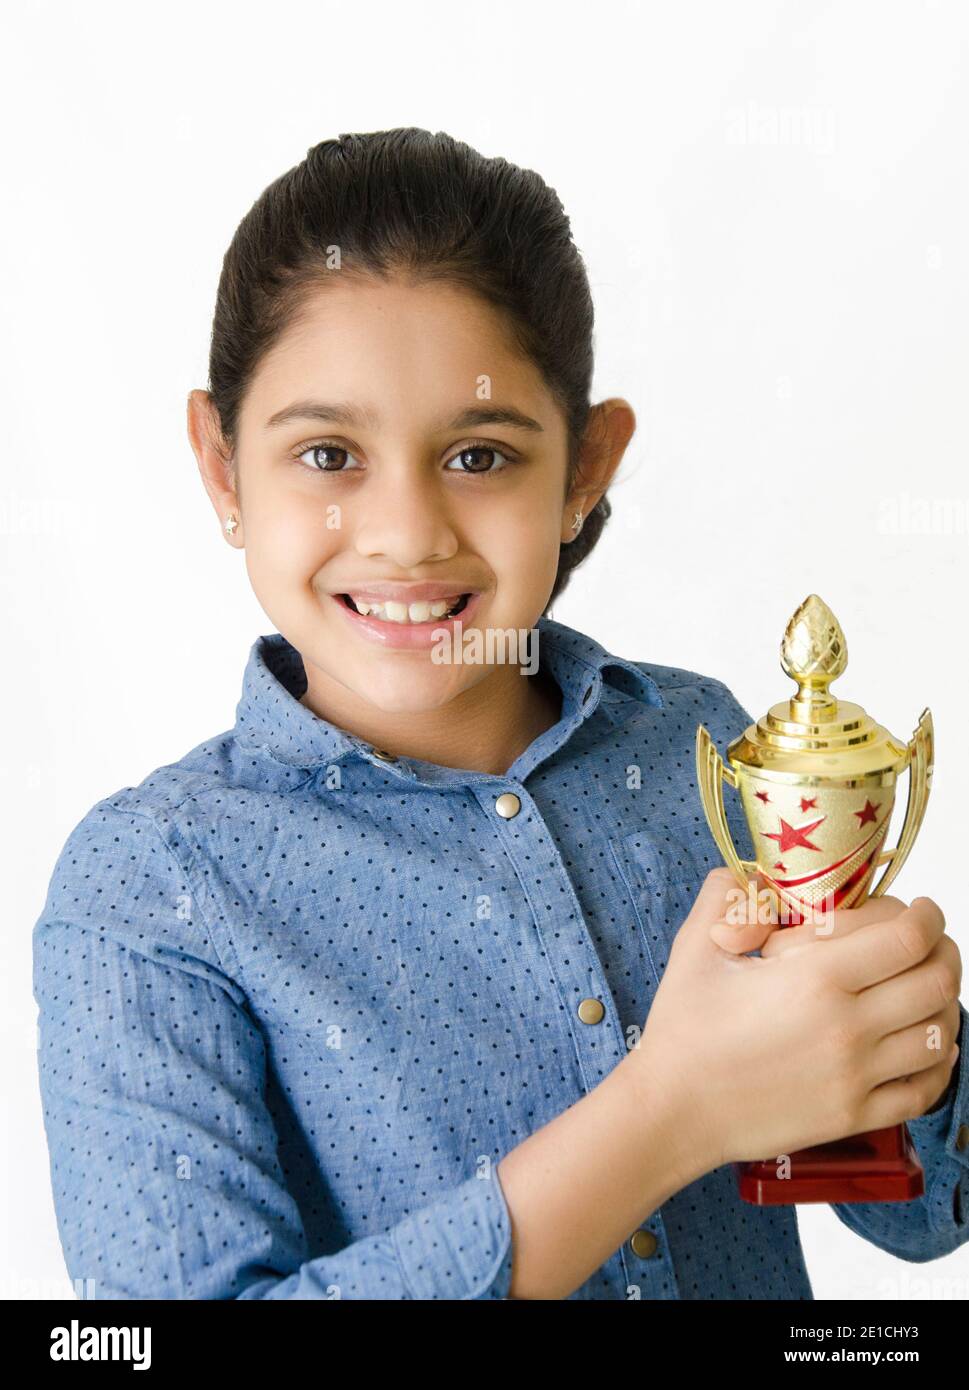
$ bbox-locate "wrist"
[615,1046,719,1192]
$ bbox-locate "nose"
[352,466,459,567]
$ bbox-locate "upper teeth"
[349,595,463,622]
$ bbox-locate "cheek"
[244,484,342,577]
[477,494,561,593]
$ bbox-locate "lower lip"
[330,592,483,648]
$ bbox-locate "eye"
[290,438,519,476]
[293,441,362,472]
[444,441,517,476]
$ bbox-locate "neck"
[300,661,563,776]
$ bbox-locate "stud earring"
[224,514,238,535]
[571,509,584,534]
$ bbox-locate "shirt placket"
[469,772,682,1300]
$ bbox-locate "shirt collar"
[232,614,664,777]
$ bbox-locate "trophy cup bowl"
[695,594,935,1205]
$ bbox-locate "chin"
[351,659,483,715]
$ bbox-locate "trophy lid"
[726,594,909,779]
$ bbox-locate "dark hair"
[207,127,611,610]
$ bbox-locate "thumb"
[702,868,780,954]
[674,866,762,954]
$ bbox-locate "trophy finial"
[780,594,847,719]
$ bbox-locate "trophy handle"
[868,708,934,898]
[695,724,757,889]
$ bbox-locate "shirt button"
[629,1229,658,1259]
[494,792,521,818]
[957,1124,969,1152]
[577,998,605,1024]
[370,747,397,762]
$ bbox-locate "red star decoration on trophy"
[854,798,880,826]
[763,814,826,853]
[755,790,770,803]
[774,861,787,871]
[799,796,818,811]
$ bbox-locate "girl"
[33,129,966,1300]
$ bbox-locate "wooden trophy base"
[735,1123,924,1205]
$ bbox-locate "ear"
[187,389,243,545]
[560,398,636,543]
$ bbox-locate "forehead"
[241,274,560,430]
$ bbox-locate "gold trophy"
[695,593,934,1204]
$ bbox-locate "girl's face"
[192,274,628,717]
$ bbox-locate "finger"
[760,893,909,958]
[859,1048,959,1132]
[882,999,961,1075]
[820,896,947,993]
[868,1002,961,1087]
[858,935,962,1036]
[832,893,907,925]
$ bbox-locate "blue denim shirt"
[33,615,969,1299]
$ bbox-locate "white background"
[3,0,967,1299]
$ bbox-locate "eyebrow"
[264,400,545,434]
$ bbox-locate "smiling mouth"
[338,593,472,623]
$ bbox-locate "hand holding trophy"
[695,593,936,1204]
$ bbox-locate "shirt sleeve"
[32,800,515,1300]
[709,680,969,1259]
